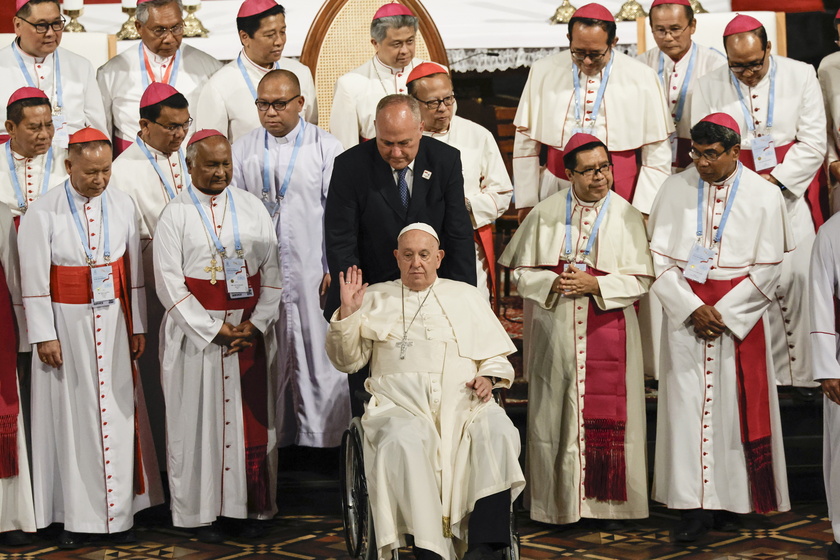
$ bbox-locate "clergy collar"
[374,55,406,75]
[241,48,274,73]
[268,118,302,144]
[710,164,739,187]
[398,277,439,294]
[665,41,695,67]
[570,186,607,208]
[67,181,102,202]
[143,43,175,65]
[191,185,228,203]
[14,38,48,63]
[138,135,176,158]
[9,146,36,162]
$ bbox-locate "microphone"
[449,51,500,66]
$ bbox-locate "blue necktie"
[397,167,410,209]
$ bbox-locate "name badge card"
[91,265,116,307]
[563,262,587,273]
[751,135,777,172]
[683,243,716,284]
[224,257,253,299]
[53,114,69,149]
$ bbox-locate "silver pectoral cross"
[398,336,413,359]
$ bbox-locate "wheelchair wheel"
[340,417,377,560]
[503,505,520,560]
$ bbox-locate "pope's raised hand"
[339,265,368,320]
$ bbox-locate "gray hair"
[185,140,199,163]
[136,0,183,24]
[375,94,421,124]
[370,15,417,43]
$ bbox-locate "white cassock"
[0,145,67,219]
[649,165,792,514]
[326,278,525,560]
[110,137,190,465]
[19,183,163,533]
[154,186,282,527]
[691,55,827,387]
[232,119,350,448]
[194,50,318,143]
[0,204,35,534]
[424,114,513,300]
[818,51,840,215]
[0,42,107,144]
[498,188,653,524]
[330,56,426,149]
[513,50,673,214]
[97,44,222,149]
[808,214,840,543]
[637,41,726,170]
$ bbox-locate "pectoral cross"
[205,257,223,285]
[398,336,413,360]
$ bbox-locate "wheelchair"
[339,402,520,560]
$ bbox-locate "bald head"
[257,69,305,137]
[374,94,423,170]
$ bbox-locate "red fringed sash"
[547,146,641,204]
[475,224,497,298]
[184,274,272,513]
[688,276,778,514]
[739,141,828,230]
[0,262,20,478]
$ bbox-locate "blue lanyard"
[187,186,243,258]
[138,43,181,89]
[658,43,697,124]
[262,118,306,202]
[134,135,190,200]
[730,56,775,133]
[12,41,63,111]
[5,142,53,212]
[237,52,279,100]
[564,188,611,259]
[64,180,110,265]
[572,53,613,133]
[696,163,743,244]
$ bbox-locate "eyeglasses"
[146,24,185,38]
[570,163,612,179]
[414,94,456,111]
[652,23,691,39]
[151,117,192,133]
[570,48,610,63]
[255,95,300,112]
[728,49,767,74]
[688,147,727,162]
[18,16,65,34]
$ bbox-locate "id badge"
[751,134,777,172]
[262,198,280,218]
[682,243,716,284]
[224,257,253,299]
[90,265,116,307]
[563,262,587,273]
[52,113,69,149]
[669,131,678,166]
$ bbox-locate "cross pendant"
[398,337,413,360]
[205,257,223,285]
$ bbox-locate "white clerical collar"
[139,136,176,159]
[423,118,453,140]
[143,43,175,65]
[242,49,274,73]
[710,165,739,187]
[9,146,35,163]
[665,43,695,70]
[399,277,439,295]
[269,119,302,145]
[374,55,405,75]
[570,187,607,208]
[191,186,228,203]
[68,182,100,202]
[15,39,47,63]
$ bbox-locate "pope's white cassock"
[326,278,525,560]
[424,115,512,300]
[513,50,673,215]
[154,186,283,527]
[808,213,840,544]
[110,137,190,464]
[0,145,67,220]
[691,55,827,387]
[818,52,840,215]
[97,44,222,151]
[330,56,426,149]
[19,183,163,533]
[194,51,318,143]
[0,204,35,534]
[232,118,350,448]
[498,187,653,524]
[0,42,107,144]
[637,42,726,170]
[649,164,793,514]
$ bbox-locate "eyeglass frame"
[17,16,66,34]
[150,117,193,133]
[255,95,301,113]
[570,47,611,64]
[413,94,456,111]
[727,46,768,75]
[569,162,613,179]
[144,23,185,38]
[651,22,692,39]
[688,146,731,162]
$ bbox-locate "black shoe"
[673,518,709,543]
[413,545,443,560]
[713,511,740,532]
[3,530,33,546]
[236,520,267,540]
[828,541,840,560]
[194,524,225,544]
[598,519,629,532]
[109,529,137,544]
[463,544,504,560]
[57,530,86,549]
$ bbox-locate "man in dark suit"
[324,94,477,414]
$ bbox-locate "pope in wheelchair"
[326,223,525,560]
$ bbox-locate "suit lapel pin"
[422,170,432,180]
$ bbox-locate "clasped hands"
[691,304,726,341]
[551,265,600,298]
[213,320,259,357]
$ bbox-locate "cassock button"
[399,89,405,93]
[91,246,96,250]
[577,306,582,310]
[704,425,709,429]
[100,381,104,385]
[703,438,708,442]
[706,357,713,361]
[703,465,708,469]
[716,199,722,203]
[578,336,583,340]
[102,408,106,412]
[110,503,114,507]
[89,219,94,222]
[107,474,112,478]
[703,452,708,456]
[707,384,712,388]
[704,411,710,415]
[577,321,583,325]
[672,100,677,104]
[104,434,109,438]
[109,517,114,521]
[588,80,594,84]
[754,107,760,112]
[789,344,794,349]
[707,344,713,348]
[673,86,677,90]
[225,421,230,425]
[706,398,711,402]
[587,90,594,94]
[781,308,787,312]
[704,479,709,483]
[225,467,230,471]
[785,319,790,324]
[103,422,107,426]
[225,399,230,403]
[91,233,96,237]
[27,190,32,194]
[752,94,758,99]
[791,357,797,362]
[706,371,712,375]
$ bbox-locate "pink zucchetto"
[650,0,691,7]
[7,87,48,108]
[237,0,279,18]
[188,129,226,147]
[723,14,763,37]
[15,0,29,11]
[140,82,180,109]
[563,132,605,156]
[68,127,110,145]
[572,3,615,23]
[698,112,740,135]
[373,2,414,21]
[406,62,448,84]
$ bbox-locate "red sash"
[475,224,496,298]
[739,141,828,230]
[0,135,9,145]
[0,262,20,478]
[547,146,641,204]
[49,257,147,494]
[688,276,778,514]
[113,137,133,158]
[184,274,272,513]
[550,263,628,502]
[674,137,693,170]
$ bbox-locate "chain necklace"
[399,282,433,359]
[198,192,228,285]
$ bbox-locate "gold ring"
[706,330,714,336]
